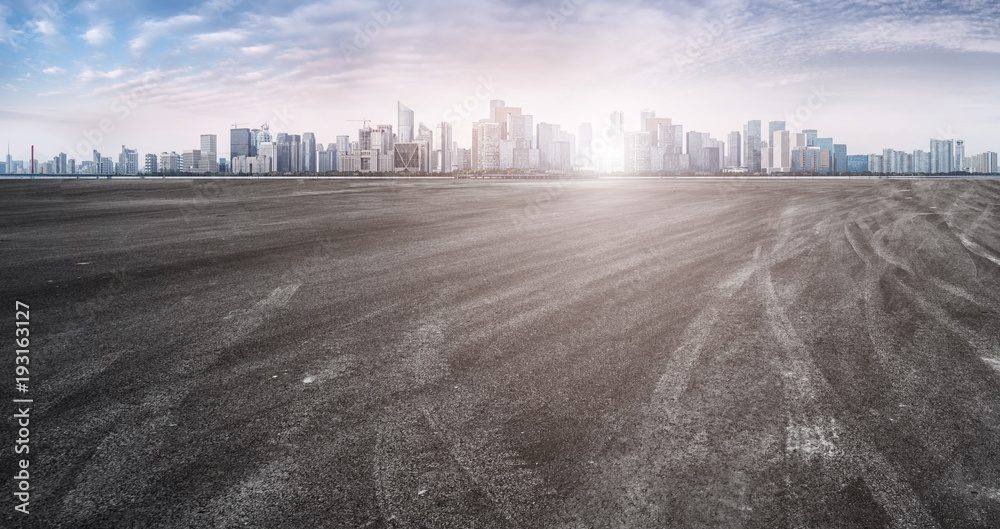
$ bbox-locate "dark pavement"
[2,178,1000,528]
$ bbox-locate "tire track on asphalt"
[616,205,817,526]
[760,265,939,528]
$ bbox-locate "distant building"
[954,140,965,172]
[833,144,847,173]
[200,135,218,173]
[398,102,414,144]
[726,131,741,168]
[393,143,424,173]
[847,155,868,173]
[624,131,651,173]
[144,153,158,173]
[930,139,954,174]
[182,150,201,172]
[302,132,317,172]
[744,120,762,172]
[473,121,500,171]
[118,145,139,175]
[159,152,180,172]
[803,129,818,147]
[230,128,252,168]
[768,121,785,145]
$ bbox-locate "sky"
[1,0,999,163]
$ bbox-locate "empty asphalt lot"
[3,177,1000,528]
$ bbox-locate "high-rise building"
[726,131,741,168]
[182,150,200,172]
[744,121,762,172]
[143,153,157,173]
[770,130,792,173]
[803,129,818,147]
[159,152,180,172]
[302,132,317,172]
[833,144,847,173]
[536,122,562,170]
[437,122,452,173]
[398,102,414,143]
[393,143,424,172]
[768,121,785,146]
[474,121,501,171]
[117,145,138,175]
[640,109,656,131]
[200,135,218,173]
[489,100,506,122]
[954,140,965,172]
[847,155,869,173]
[624,132,651,173]
[336,135,351,155]
[231,128,252,168]
[686,131,710,172]
[5,145,11,174]
[493,106,521,140]
[930,139,954,174]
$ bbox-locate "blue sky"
[1,0,998,162]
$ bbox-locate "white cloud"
[191,29,246,46]
[43,66,66,75]
[33,19,57,37]
[129,14,204,56]
[79,67,134,84]
[82,22,113,47]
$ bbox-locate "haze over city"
[1,0,999,163]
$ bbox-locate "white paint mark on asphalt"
[302,376,316,384]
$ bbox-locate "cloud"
[82,22,113,46]
[33,19,58,37]
[129,14,204,56]
[43,66,66,75]
[79,67,134,84]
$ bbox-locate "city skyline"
[1,0,998,162]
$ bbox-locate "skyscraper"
[930,139,954,174]
[954,140,965,172]
[302,132,317,172]
[624,132,651,173]
[833,144,848,173]
[398,102,414,144]
[200,134,218,173]
[489,100,506,122]
[726,131,741,168]
[474,121,500,171]
[231,128,252,168]
[144,154,158,173]
[640,109,656,131]
[493,106,521,140]
[803,129,818,147]
[437,122,453,173]
[336,135,351,155]
[768,121,786,145]
[744,120,762,172]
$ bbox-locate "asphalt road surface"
[3,178,1000,528]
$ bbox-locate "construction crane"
[231,122,249,129]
